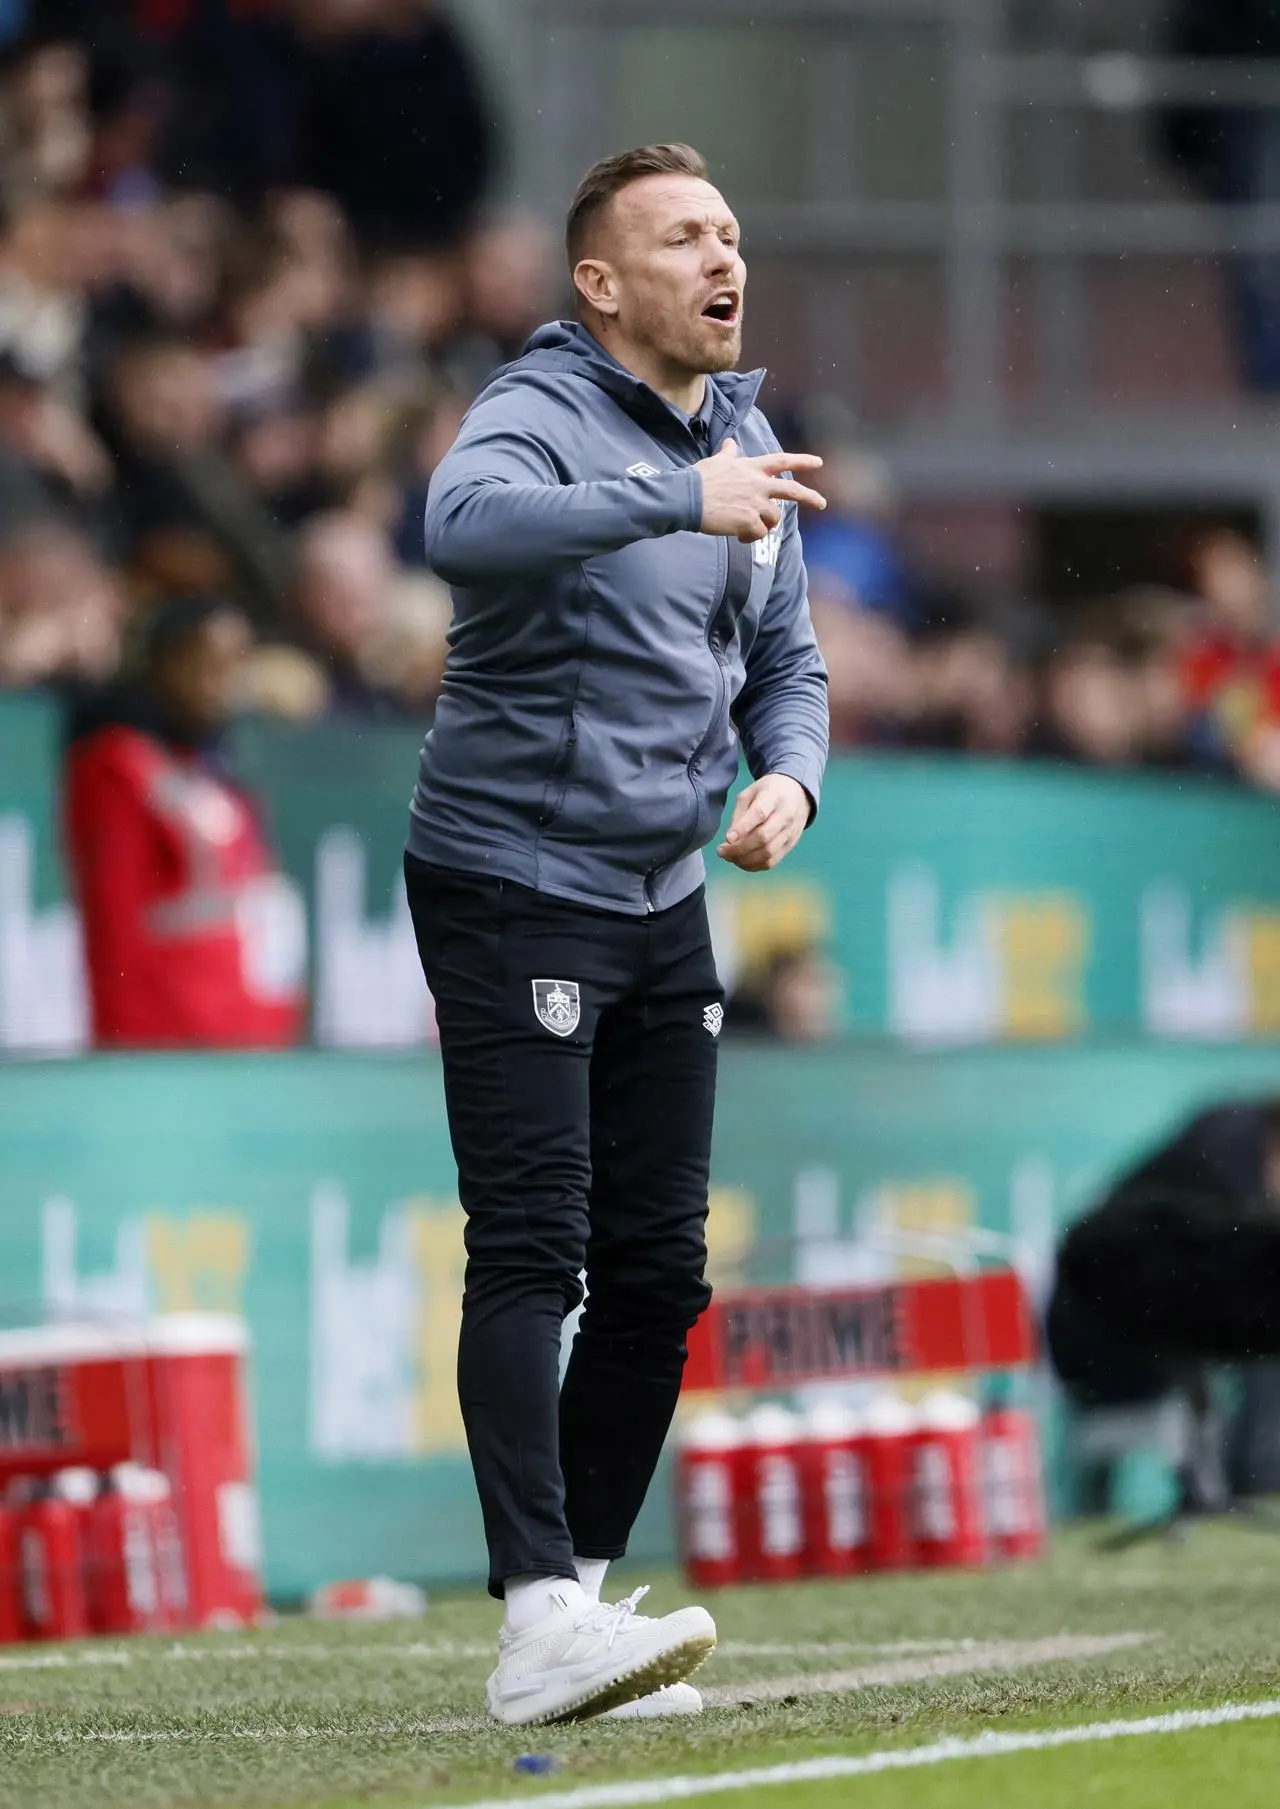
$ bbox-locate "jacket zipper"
[657,409,746,913]
[538,717,578,827]
[687,540,732,788]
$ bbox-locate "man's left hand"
[716,774,810,872]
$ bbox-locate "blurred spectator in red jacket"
[1175,527,1280,784]
[63,590,305,1046]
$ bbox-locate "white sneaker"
[603,1681,703,1720]
[486,1585,716,1727]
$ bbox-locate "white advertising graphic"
[0,815,87,1054]
[312,828,434,1048]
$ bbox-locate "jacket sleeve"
[424,392,702,583]
[732,501,830,817]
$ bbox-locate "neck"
[584,319,707,415]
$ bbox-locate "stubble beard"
[681,309,743,375]
[699,329,743,374]
[635,299,743,380]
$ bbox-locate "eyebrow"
[665,215,740,239]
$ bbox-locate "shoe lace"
[575,1584,651,1648]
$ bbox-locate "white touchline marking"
[0,1650,133,1672]
[703,1631,1153,1707]
[0,1637,980,1674]
[717,1639,979,1658]
[0,1641,495,1671]
[3,1632,1154,1745]
[450,1699,1280,1809]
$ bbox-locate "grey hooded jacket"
[407,319,829,913]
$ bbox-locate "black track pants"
[404,855,721,1598]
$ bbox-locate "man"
[1048,1099,1280,1509]
[404,143,828,1725]
[64,592,305,1047]
[1050,1099,1280,1400]
[1160,0,1280,391]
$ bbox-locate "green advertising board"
[0,693,83,1051]
[4,694,1280,1050]
[735,756,1280,1044]
[2,1041,1279,1597]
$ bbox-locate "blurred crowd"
[1,3,1280,801]
[0,0,560,721]
[799,408,1280,795]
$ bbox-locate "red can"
[146,1316,263,1629]
[18,1482,91,1640]
[675,1414,745,1590]
[856,1393,917,1571]
[740,1406,804,1583]
[55,1469,99,1628]
[145,1469,191,1629]
[981,1406,1046,1562]
[909,1392,987,1569]
[0,1494,24,1645]
[89,1465,165,1635]
[800,1403,869,1577]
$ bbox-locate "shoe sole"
[602,1692,703,1721]
[496,1629,717,1728]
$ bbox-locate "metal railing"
[518,0,1280,536]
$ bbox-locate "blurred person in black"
[102,331,288,614]
[28,0,297,204]
[1049,1100,1280,1502]
[0,517,122,688]
[0,345,111,538]
[290,0,496,252]
[87,194,233,363]
[724,944,842,1044]
[446,213,561,392]
[287,507,399,712]
[1162,0,1280,391]
[1031,634,1142,770]
[906,603,1035,760]
[0,33,93,203]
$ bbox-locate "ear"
[573,257,619,319]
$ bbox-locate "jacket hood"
[477,318,766,440]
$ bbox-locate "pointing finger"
[756,452,823,474]
[766,479,828,510]
[716,437,741,459]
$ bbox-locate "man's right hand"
[696,438,826,543]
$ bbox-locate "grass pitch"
[3,1524,1280,1808]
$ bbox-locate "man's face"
[579,174,746,376]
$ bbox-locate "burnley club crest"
[532,978,580,1038]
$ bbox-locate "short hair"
[565,143,709,269]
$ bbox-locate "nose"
[705,236,736,279]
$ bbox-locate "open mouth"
[702,292,740,327]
